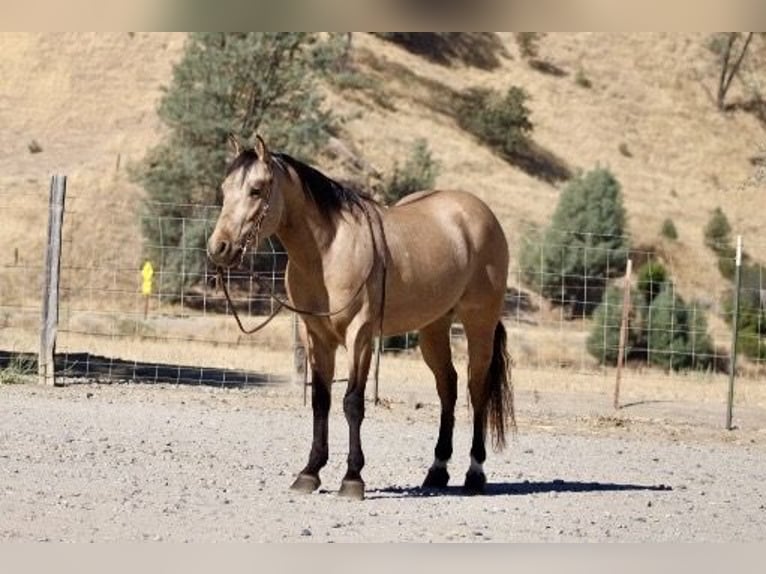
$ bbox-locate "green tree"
[704,207,737,279]
[586,286,643,365]
[660,218,678,240]
[382,139,439,205]
[725,264,766,361]
[456,86,533,158]
[132,33,338,300]
[704,207,733,254]
[521,168,629,316]
[515,33,544,60]
[646,288,714,371]
[637,261,668,307]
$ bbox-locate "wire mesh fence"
[0,188,48,359]
[52,193,294,386]
[2,184,765,392]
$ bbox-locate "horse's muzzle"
[207,237,241,269]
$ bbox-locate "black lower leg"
[422,409,455,488]
[303,373,331,475]
[343,390,365,482]
[434,410,455,462]
[470,414,487,465]
[464,410,487,493]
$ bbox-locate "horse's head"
[207,134,285,268]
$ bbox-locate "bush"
[637,261,668,306]
[587,270,716,371]
[456,86,533,158]
[382,139,439,205]
[725,264,766,361]
[704,207,732,254]
[738,265,766,335]
[704,207,740,280]
[520,168,629,316]
[575,68,592,89]
[660,218,678,240]
[132,33,339,301]
[586,286,643,365]
[516,33,543,60]
[646,288,714,371]
[738,331,766,361]
[717,249,738,281]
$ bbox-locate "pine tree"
[382,139,439,205]
[521,168,629,316]
[704,207,733,254]
[586,286,642,365]
[131,33,339,300]
[647,288,714,371]
[637,261,668,307]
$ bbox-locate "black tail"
[488,321,515,450]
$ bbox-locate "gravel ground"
[1,381,765,542]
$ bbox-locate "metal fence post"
[726,235,743,430]
[39,175,67,386]
[614,259,632,410]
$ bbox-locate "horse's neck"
[275,178,338,275]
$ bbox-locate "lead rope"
[367,203,388,405]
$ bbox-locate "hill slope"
[1,32,764,353]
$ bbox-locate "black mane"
[275,153,367,217]
[225,149,368,217]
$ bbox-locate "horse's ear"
[227,133,242,157]
[253,134,271,163]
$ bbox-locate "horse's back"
[380,190,508,333]
[387,189,507,262]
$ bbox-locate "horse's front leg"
[290,331,336,494]
[338,322,373,500]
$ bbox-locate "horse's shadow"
[366,479,671,499]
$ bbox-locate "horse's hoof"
[338,479,365,501]
[463,470,486,495]
[290,473,321,493]
[422,467,450,489]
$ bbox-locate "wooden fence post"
[39,175,66,386]
[614,259,633,409]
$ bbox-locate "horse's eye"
[249,187,261,198]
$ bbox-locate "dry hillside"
[1,32,765,356]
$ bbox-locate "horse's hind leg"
[459,316,497,494]
[419,314,458,489]
[290,333,336,494]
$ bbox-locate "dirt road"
[1,379,765,542]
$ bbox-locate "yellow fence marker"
[141,261,154,318]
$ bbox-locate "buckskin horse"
[207,135,513,500]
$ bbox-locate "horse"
[207,134,513,500]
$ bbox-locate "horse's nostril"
[217,240,229,256]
